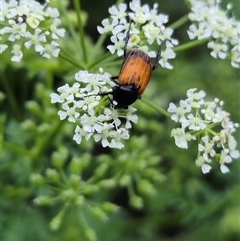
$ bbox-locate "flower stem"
[88,52,118,70]
[2,140,33,158]
[141,98,171,118]
[58,1,80,57]
[2,76,20,119]
[169,14,189,29]
[74,0,88,63]
[31,120,64,161]
[59,51,85,69]
[89,34,107,61]
[173,38,208,52]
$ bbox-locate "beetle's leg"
[110,76,119,85]
[152,49,161,70]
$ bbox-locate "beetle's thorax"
[112,84,139,109]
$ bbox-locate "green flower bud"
[51,147,68,168]
[45,168,60,183]
[94,163,108,178]
[91,207,108,221]
[84,228,97,241]
[129,195,143,209]
[33,196,52,206]
[101,202,119,214]
[29,173,44,186]
[119,175,131,186]
[69,174,81,189]
[138,179,156,196]
[82,185,99,195]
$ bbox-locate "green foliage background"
[1,0,239,241]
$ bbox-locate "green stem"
[58,1,80,55]
[31,120,64,161]
[89,34,107,61]
[116,0,124,4]
[2,140,33,158]
[141,98,171,118]
[59,51,85,69]
[2,75,20,119]
[169,14,189,29]
[88,52,118,70]
[59,168,70,186]
[74,0,87,63]
[173,38,208,52]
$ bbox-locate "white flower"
[51,70,138,149]
[108,3,127,24]
[0,44,8,53]
[1,0,65,61]
[2,22,27,41]
[186,88,205,108]
[219,150,232,174]
[97,18,119,34]
[228,135,240,159]
[80,112,105,133]
[107,32,126,56]
[50,83,80,104]
[11,44,23,61]
[142,23,161,44]
[73,125,92,144]
[97,0,178,68]
[195,156,212,174]
[124,106,138,128]
[58,102,80,123]
[198,136,216,161]
[41,41,60,59]
[184,114,206,130]
[109,128,130,149]
[207,41,228,59]
[158,48,176,69]
[50,18,66,39]
[94,123,114,148]
[24,28,46,52]
[46,7,60,18]
[169,88,239,174]
[231,45,240,68]
[171,128,190,149]
[187,0,239,68]
[167,100,191,122]
[187,22,211,40]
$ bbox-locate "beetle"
[108,25,161,109]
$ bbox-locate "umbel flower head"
[0,0,65,61]
[187,0,240,68]
[51,69,138,149]
[168,88,239,174]
[97,0,178,69]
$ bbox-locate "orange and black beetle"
[109,25,161,109]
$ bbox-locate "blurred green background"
[1,0,240,241]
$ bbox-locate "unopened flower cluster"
[187,0,240,68]
[167,88,239,174]
[0,0,65,61]
[50,69,138,149]
[97,0,178,69]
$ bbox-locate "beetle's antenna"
[152,48,161,70]
[123,17,132,58]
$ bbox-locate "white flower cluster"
[168,88,239,174]
[0,0,65,61]
[97,0,178,69]
[50,70,138,149]
[187,0,240,68]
